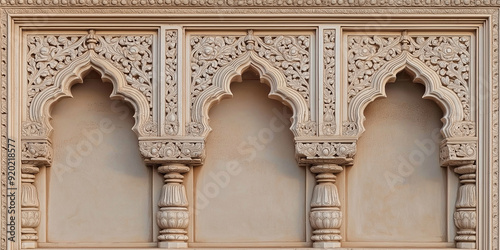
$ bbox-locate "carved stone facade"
[0,4,497,250]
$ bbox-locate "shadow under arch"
[348,51,464,139]
[191,51,310,138]
[30,51,151,138]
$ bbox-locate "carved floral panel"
[188,31,312,136]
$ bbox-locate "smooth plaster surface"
[48,72,153,243]
[346,72,447,242]
[194,71,306,243]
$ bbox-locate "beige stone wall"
[1,5,497,250]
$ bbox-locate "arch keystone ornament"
[345,30,477,249]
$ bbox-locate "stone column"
[453,164,476,249]
[157,164,190,248]
[309,164,343,248]
[20,164,41,249]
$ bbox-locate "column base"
[21,241,37,249]
[456,242,476,249]
[313,242,341,248]
[158,242,188,248]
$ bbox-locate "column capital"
[139,139,204,165]
[295,140,356,165]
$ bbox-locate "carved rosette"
[322,29,336,135]
[157,164,190,248]
[20,164,41,249]
[452,121,476,137]
[309,164,343,248]
[165,30,179,136]
[189,30,311,136]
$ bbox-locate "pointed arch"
[29,50,151,138]
[348,51,464,139]
[191,51,309,137]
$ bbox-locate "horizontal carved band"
[2,0,500,7]
[139,140,204,164]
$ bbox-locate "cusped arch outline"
[30,51,151,138]
[348,51,464,139]
[191,51,309,138]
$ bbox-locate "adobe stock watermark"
[52,100,132,182]
[195,106,293,215]
[384,127,442,191]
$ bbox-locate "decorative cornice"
[2,0,500,7]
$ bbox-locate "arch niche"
[345,50,477,248]
[191,50,312,246]
[20,48,155,248]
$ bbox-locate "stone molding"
[2,0,500,7]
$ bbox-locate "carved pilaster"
[20,164,41,249]
[453,164,477,249]
[157,164,190,248]
[309,164,343,248]
[440,138,477,248]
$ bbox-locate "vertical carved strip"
[157,164,190,248]
[309,164,342,248]
[165,30,179,136]
[322,29,336,135]
[20,164,41,249]
[453,164,476,249]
